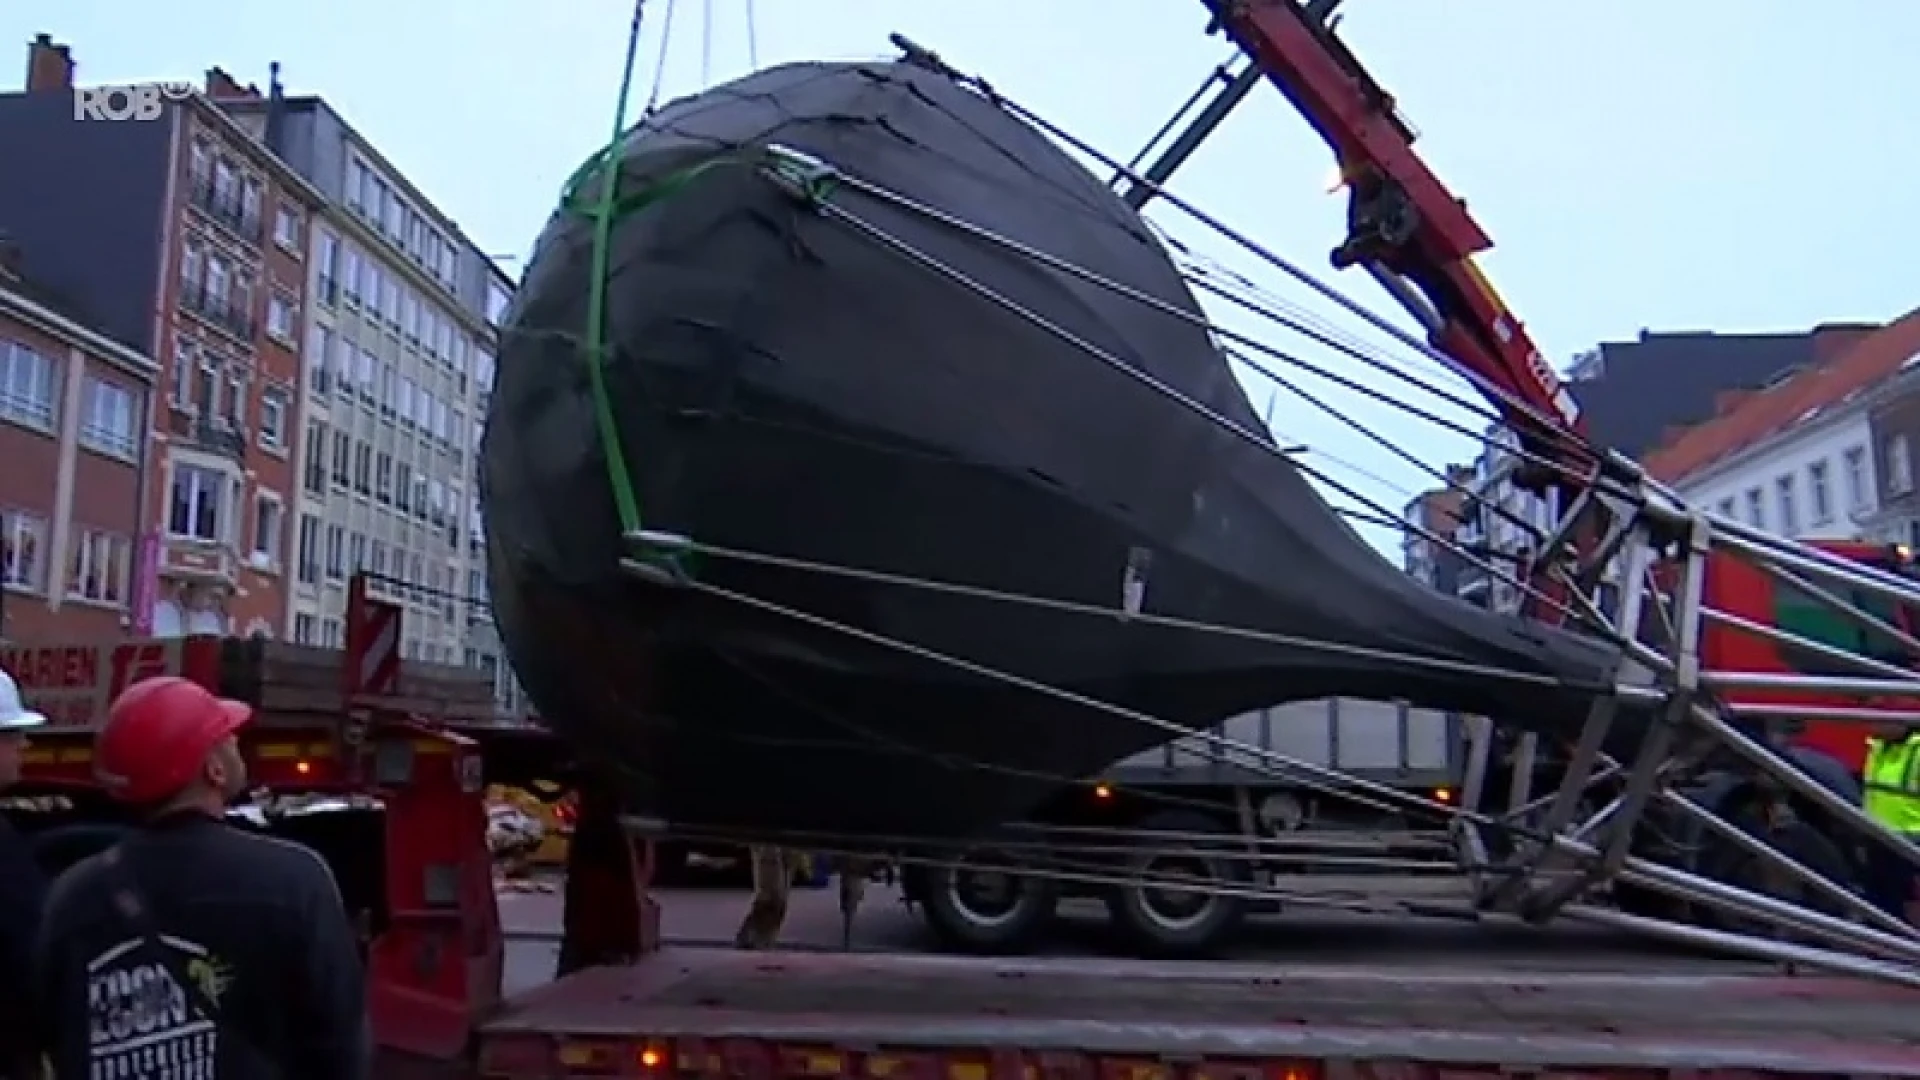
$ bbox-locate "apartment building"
[0,240,160,643]
[1646,312,1920,542]
[0,38,324,640]
[1399,464,1475,593]
[1454,326,1883,610]
[213,89,506,666]
[1861,316,1920,546]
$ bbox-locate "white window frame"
[168,463,227,542]
[258,385,290,451]
[0,340,58,432]
[172,339,197,410]
[252,491,284,567]
[341,243,363,305]
[239,178,262,235]
[308,325,332,394]
[273,203,303,253]
[1845,445,1872,511]
[1807,459,1832,524]
[66,529,130,607]
[324,523,345,579]
[205,256,230,306]
[79,375,138,460]
[223,370,246,430]
[266,291,298,344]
[1887,436,1913,498]
[296,512,320,584]
[1,509,49,591]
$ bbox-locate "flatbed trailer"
[478,949,1920,1078]
[15,0,1920,1075]
[10,589,1919,1079]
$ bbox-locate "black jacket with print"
[0,814,48,1078]
[33,813,371,1080]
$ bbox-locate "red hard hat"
[96,676,253,804]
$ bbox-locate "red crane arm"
[1211,0,1590,476]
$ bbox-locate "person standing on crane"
[1862,719,1920,922]
[32,676,372,1079]
[0,668,49,1080]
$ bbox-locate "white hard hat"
[0,669,47,732]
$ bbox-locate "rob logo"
[72,82,196,122]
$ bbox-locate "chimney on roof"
[264,61,287,155]
[26,32,73,92]
[204,66,259,101]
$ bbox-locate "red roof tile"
[1643,310,1920,484]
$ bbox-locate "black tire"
[909,851,1058,955]
[1104,809,1249,958]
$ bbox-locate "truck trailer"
[895,537,1920,958]
[10,0,1920,1074]
[6,580,1917,1077]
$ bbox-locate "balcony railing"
[186,177,262,245]
[189,417,249,459]
[178,276,257,342]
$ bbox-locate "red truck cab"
[1697,539,1920,775]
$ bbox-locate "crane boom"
[1208,0,1589,480]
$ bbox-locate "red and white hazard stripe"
[344,574,402,698]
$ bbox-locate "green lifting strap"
[560,2,844,578]
[561,4,769,583]
[577,0,651,542]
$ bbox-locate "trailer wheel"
[1105,809,1248,958]
[910,851,1057,955]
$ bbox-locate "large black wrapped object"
[481,60,1625,842]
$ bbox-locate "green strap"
[562,11,841,560]
[580,0,651,537]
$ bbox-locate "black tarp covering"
[481,60,1627,842]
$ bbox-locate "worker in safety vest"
[1861,721,1920,920]
[0,668,49,1079]
[33,676,372,1079]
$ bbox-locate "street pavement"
[495,880,1767,996]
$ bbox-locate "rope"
[670,538,1583,692]
[644,0,677,115]
[745,0,760,69]
[946,70,1603,473]
[750,150,1595,631]
[544,131,1600,634]
[541,120,1603,646]
[482,51,1920,980]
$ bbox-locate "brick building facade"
[0,242,159,643]
[2,39,325,639]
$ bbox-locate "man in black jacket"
[0,667,48,1079]
[34,676,371,1079]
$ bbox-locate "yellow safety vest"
[1863,734,1920,834]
